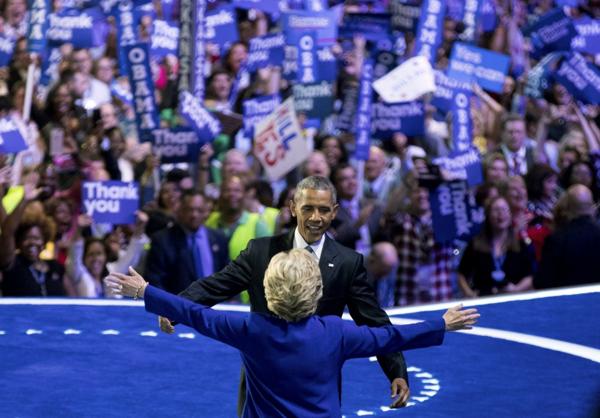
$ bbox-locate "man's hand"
[390,378,410,408]
[159,316,175,334]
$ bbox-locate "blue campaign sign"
[150,19,179,61]
[116,1,138,76]
[434,147,483,188]
[451,87,473,152]
[447,42,510,93]
[371,101,425,139]
[150,128,201,164]
[458,0,482,42]
[283,45,337,82]
[0,35,15,67]
[572,17,600,55]
[292,81,334,120]
[339,12,392,41]
[390,0,420,33]
[179,91,222,142]
[354,59,374,161]
[161,0,177,20]
[247,33,285,72]
[242,94,281,138]
[125,43,160,141]
[27,0,51,53]
[296,33,318,84]
[47,7,104,48]
[523,8,577,59]
[0,118,27,154]
[429,180,484,243]
[412,0,446,64]
[233,0,281,17]
[480,0,497,32]
[282,9,338,46]
[553,53,600,105]
[39,47,62,87]
[432,70,473,113]
[205,5,239,54]
[82,181,139,225]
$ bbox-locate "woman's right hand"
[443,304,480,331]
[104,267,148,298]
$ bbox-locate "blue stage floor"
[1,285,599,417]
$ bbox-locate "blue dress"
[144,285,446,417]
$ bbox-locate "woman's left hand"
[104,267,147,298]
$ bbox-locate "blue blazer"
[144,285,446,418]
[145,224,229,294]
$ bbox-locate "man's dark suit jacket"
[534,216,600,289]
[332,201,383,250]
[145,224,229,295]
[179,230,407,382]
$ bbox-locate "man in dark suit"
[145,190,229,294]
[158,176,410,408]
[330,163,382,253]
[534,185,600,289]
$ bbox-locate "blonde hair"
[263,249,323,322]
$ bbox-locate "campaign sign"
[283,45,337,82]
[254,97,309,181]
[571,17,600,55]
[458,0,482,42]
[243,94,281,138]
[0,118,27,154]
[125,43,160,141]
[447,42,510,93]
[339,12,392,41]
[233,0,280,17]
[390,0,420,33]
[523,8,577,59]
[480,0,497,32]
[150,19,179,60]
[116,0,138,75]
[281,9,338,46]
[205,5,239,53]
[430,180,484,243]
[412,0,446,64]
[371,101,425,139]
[27,0,51,53]
[297,33,318,84]
[354,59,373,161]
[553,53,600,105]
[0,35,15,67]
[82,181,139,225]
[47,8,101,48]
[335,81,358,132]
[247,34,285,72]
[431,70,473,113]
[372,55,435,103]
[179,91,222,142]
[192,0,207,101]
[39,47,62,87]
[451,88,473,152]
[434,147,483,188]
[178,0,194,93]
[292,81,335,120]
[150,128,200,163]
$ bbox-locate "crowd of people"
[1,0,600,308]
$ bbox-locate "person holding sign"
[105,250,479,417]
[154,176,414,409]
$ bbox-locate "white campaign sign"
[254,97,309,181]
[372,55,436,103]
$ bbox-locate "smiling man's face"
[290,189,338,244]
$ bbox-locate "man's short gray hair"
[294,176,337,204]
[264,249,323,322]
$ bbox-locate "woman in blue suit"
[105,249,479,418]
